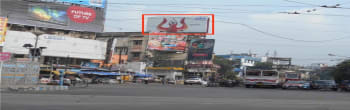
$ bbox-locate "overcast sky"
[103,0,350,65]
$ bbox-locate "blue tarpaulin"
[57,0,106,8]
[78,71,120,76]
[234,68,241,72]
[134,73,152,77]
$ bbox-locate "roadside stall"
[77,71,120,84]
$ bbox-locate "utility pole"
[32,27,39,62]
[31,27,45,62]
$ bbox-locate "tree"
[213,56,235,79]
[249,62,273,70]
[333,60,350,82]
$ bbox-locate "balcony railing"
[131,45,142,52]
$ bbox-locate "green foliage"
[213,56,235,79]
[333,60,350,81]
[249,62,273,70]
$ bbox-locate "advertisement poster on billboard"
[0,17,8,46]
[0,0,105,32]
[57,0,106,8]
[67,6,97,24]
[188,39,215,61]
[28,5,67,25]
[146,16,209,33]
[148,35,187,51]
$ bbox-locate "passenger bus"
[284,71,301,82]
[244,70,281,88]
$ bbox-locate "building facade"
[96,32,149,67]
[217,53,261,77]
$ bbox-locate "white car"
[185,78,206,85]
[40,78,50,84]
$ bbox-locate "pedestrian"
[144,77,148,84]
[161,78,165,85]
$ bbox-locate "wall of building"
[111,55,128,64]
[96,32,148,62]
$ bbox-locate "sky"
[103,0,350,66]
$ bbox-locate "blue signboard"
[81,62,100,68]
[58,0,106,8]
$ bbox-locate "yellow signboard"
[0,17,8,46]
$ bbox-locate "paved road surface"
[2,84,350,110]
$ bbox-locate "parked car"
[282,81,310,89]
[40,78,51,84]
[167,80,176,84]
[311,80,337,91]
[184,77,205,85]
[338,80,350,91]
[47,78,72,86]
[92,78,117,84]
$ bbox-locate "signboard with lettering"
[0,17,8,46]
[0,52,11,61]
[148,35,187,51]
[67,6,96,23]
[188,39,215,61]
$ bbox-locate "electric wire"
[216,20,350,43]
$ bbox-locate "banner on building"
[81,62,100,68]
[146,16,209,33]
[1,62,40,88]
[0,0,105,32]
[188,39,215,60]
[0,52,11,61]
[148,35,187,51]
[0,17,8,46]
[57,0,106,8]
[3,31,107,60]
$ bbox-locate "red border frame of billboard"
[142,14,215,35]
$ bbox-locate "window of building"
[13,54,25,58]
[114,47,128,55]
[133,40,142,45]
[132,53,140,57]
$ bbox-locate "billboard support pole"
[0,61,3,84]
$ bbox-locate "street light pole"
[328,53,350,58]
[328,53,349,64]
[31,27,45,62]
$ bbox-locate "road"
[1,83,350,110]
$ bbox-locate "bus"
[284,71,301,82]
[244,70,281,88]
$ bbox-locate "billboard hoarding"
[148,35,187,51]
[146,16,209,33]
[57,0,106,8]
[188,39,215,61]
[0,1,105,32]
[0,17,8,46]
